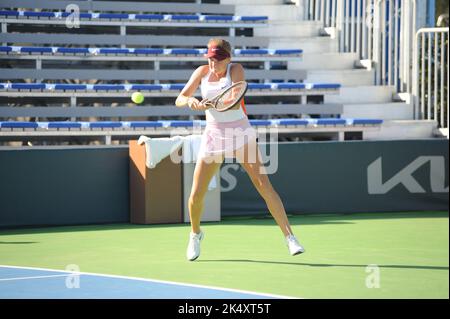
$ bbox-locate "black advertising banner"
[221,139,449,215]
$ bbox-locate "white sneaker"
[286,234,305,256]
[186,231,204,261]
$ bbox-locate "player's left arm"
[229,63,246,111]
[230,63,245,83]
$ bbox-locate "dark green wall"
[0,146,129,227]
[0,140,448,228]
[223,139,449,215]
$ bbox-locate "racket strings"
[215,83,246,111]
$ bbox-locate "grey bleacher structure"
[0,0,387,144]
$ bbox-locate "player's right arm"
[175,65,208,110]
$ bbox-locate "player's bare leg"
[189,154,223,234]
[235,138,305,255]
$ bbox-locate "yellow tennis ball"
[131,92,144,104]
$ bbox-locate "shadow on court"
[197,259,449,271]
[0,241,38,244]
[0,211,447,236]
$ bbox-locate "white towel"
[137,135,217,190]
[183,135,217,190]
[137,135,184,169]
[208,175,217,191]
[182,134,203,164]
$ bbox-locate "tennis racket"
[201,81,248,112]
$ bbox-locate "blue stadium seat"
[167,84,185,91]
[11,83,46,90]
[54,84,87,91]
[316,119,347,125]
[169,121,194,128]
[99,48,131,54]
[1,122,39,129]
[60,12,92,19]
[170,49,201,55]
[134,14,165,20]
[129,122,163,128]
[0,46,12,52]
[3,10,269,24]
[239,49,269,55]
[171,15,200,21]
[204,15,234,21]
[92,85,125,91]
[248,84,271,90]
[274,49,303,55]
[0,10,20,17]
[352,119,383,125]
[89,122,123,129]
[0,120,384,135]
[47,122,82,129]
[276,83,305,89]
[1,45,304,59]
[23,11,55,18]
[20,47,53,53]
[56,48,90,54]
[277,119,309,126]
[240,16,268,21]
[132,48,164,55]
[98,13,130,20]
[130,84,163,91]
[249,120,272,126]
[0,82,341,94]
[312,83,341,89]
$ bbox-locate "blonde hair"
[207,38,232,57]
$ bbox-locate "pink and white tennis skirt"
[198,117,257,159]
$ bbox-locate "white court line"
[0,264,300,299]
[0,274,69,281]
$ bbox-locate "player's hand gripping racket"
[201,81,248,112]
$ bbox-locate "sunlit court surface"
[0,0,448,310]
[0,212,448,299]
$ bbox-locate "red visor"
[205,45,230,61]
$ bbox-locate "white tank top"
[200,63,247,123]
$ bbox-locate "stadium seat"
[129,122,163,129]
[0,82,341,96]
[0,119,384,131]
[89,122,123,129]
[0,10,268,25]
[47,122,82,129]
[54,84,87,91]
[134,14,165,20]
[277,119,309,126]
[0,46,302,58]
[56,48,90,54]
[1,122,39,129]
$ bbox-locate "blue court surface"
[0,265,292,299]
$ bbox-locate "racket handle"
[200,99,214,109]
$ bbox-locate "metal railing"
[303,0,418,92]
[413,27,449,135]
[304,0,449,137]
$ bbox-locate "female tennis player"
[175,38,304,261]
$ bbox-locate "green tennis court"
[0,211,448,299]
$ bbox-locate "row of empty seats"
[0,46,302,57]
[0,83,341,99]
[0,32,269,48]
[0,119,383,143]
[0,1,384,143]
[0,119,383,129]
[0,82,339,91]
[0,10,267,23]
